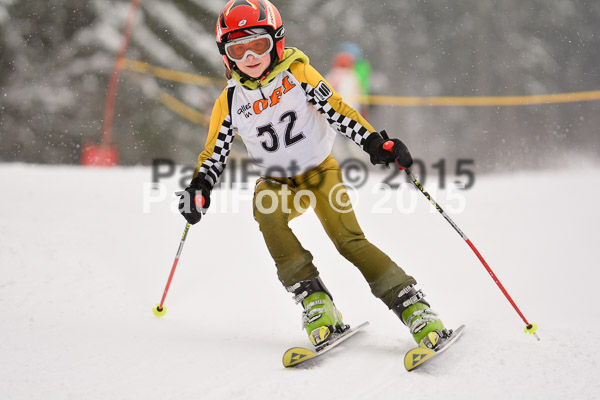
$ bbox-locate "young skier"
[180,0,449,350]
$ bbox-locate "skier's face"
[236,53,271,79]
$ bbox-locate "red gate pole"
[101,0,142,147]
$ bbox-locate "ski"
[404,324,466,371]
[282,321,369,368]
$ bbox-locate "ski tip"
[282,347,317,368]
[404,347,435,371]
[282,321,369,368]
[404,325,466,371]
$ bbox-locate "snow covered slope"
[1,163,599,399]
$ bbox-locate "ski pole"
[153,222,191,317]
[382,141,539,340]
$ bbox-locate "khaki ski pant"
[252,155,416,308]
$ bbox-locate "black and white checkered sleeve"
[197,114,234,188]
[300,81,372,147]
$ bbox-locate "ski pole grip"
[383,140,395,152]
[194,194,205,208]
[383,140,405,170]
[176,190,206,208]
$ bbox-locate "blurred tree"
[0,0,223,164]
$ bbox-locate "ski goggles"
[224,33,273,63]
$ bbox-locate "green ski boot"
[392,284,447,348]
[287,277,347,348]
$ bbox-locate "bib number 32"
[257,111,306,152]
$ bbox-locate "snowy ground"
[1,163,599,399]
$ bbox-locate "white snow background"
[1,163,599,399]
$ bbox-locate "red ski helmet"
[216,0,285,73]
